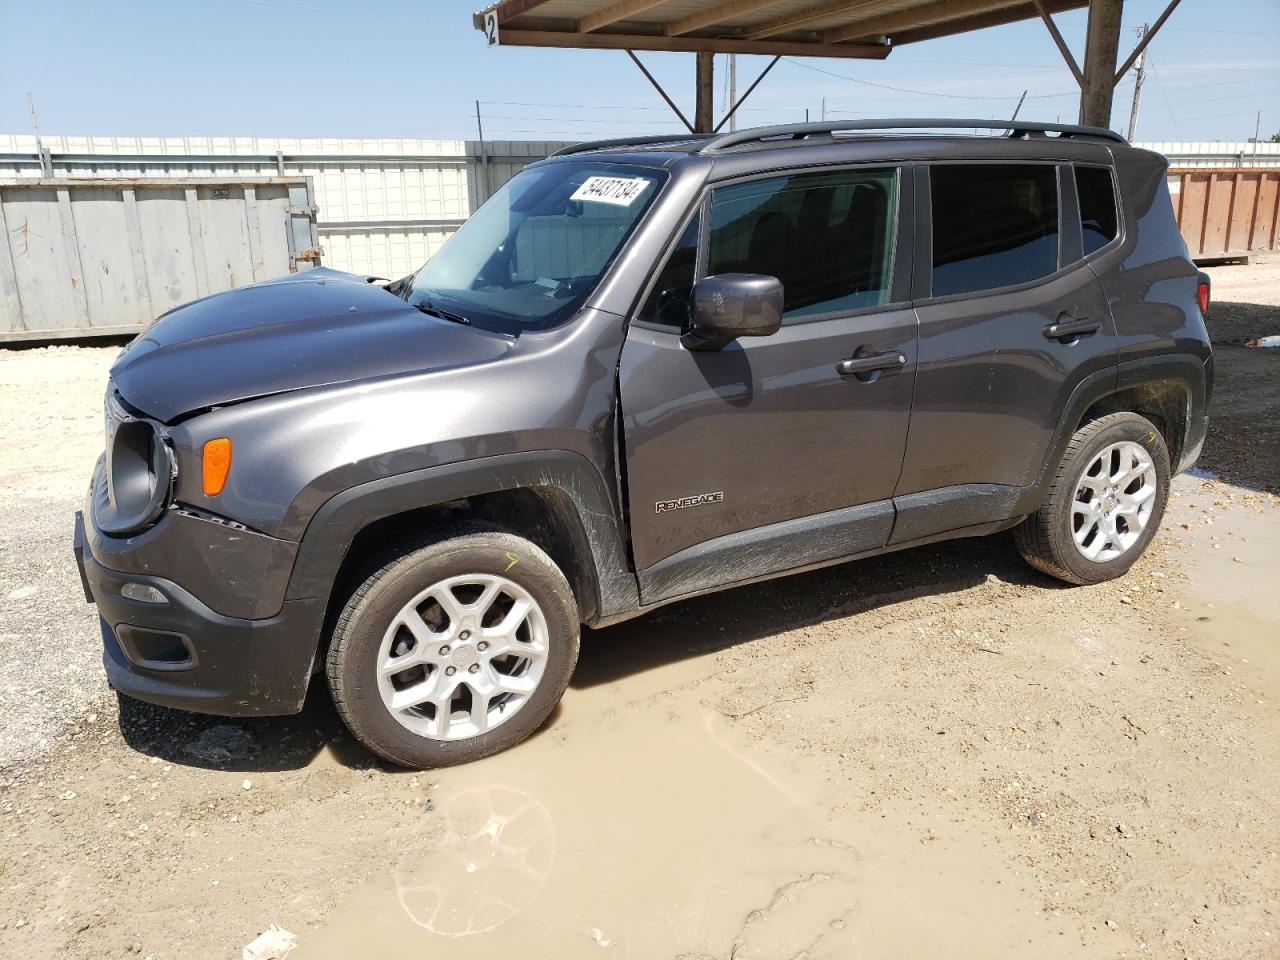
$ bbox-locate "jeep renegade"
[73,120,1213,768]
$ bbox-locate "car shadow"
[572,531,1057,689]
[115,533,1054,773]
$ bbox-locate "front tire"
[326,526,579,768]
[1015,412,1171,585]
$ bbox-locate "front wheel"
[326,526,579,768]
[1015,412,1171,585]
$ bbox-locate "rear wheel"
[1015,412,1170,585]
[327,526,579,768]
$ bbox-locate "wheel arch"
[284,451,639,631]
[1018,355,1205,516]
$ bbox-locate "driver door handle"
[1043,316,1101,342]
[837,351,908,377]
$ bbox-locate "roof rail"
[551,133,712,157]
[699,119,1127,153]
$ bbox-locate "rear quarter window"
[929,164,1060,298]
[1075,164,1119,255]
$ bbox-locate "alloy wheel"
[1071,440,1158,563]
[376,573,549,741]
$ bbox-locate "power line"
[1145,57,1183,140]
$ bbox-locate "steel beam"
[1033,0,1084,86]
[627,50,696,132]
[1115,0,1181,81]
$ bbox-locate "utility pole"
[821,96,827,121]
[729,54,737,132]
[1127,23,1148,141]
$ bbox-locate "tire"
[1015,412,1171,585]
[326,524,579,768]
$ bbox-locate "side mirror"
[681,273,783,351]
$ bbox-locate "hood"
[111,269,513,422]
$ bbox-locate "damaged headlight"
[100,417,173,535]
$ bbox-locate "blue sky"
[1,0,1277,143]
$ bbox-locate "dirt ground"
[0,261,1276,960]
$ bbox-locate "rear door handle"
[1043,316,1101,342]
[837,351,908,377]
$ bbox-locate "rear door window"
[707,167,898,319]
[1075,164,1119,255]
[929,164,1060,298]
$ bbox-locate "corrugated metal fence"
[0,135,569,279]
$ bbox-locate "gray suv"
[73,120,1213,768]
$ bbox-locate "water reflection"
[306,683,1080,959]
[394,785,555,937]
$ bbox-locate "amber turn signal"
[202,438,233,496]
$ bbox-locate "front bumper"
[74,509,325,718]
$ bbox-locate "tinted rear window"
[930,164,1060,298]
[1075,165,1119,255]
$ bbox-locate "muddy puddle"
[302,655,1080,959]
[1167,476,1280,703]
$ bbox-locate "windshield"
[404,162,667,335]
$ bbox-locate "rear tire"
[1015,412,1170,585]
[326,525,579,768]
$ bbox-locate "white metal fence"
[1,133,1276,336]
[1142,141,1280,169]
[0,135,570,279]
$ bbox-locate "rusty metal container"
[1168,167,1280,263]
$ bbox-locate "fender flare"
[283,450,639,623]
[1012,354,1205,516]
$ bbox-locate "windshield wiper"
[412,299,471,326]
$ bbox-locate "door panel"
[621,306,917,571]
[895,163,1117,515]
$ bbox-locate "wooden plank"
[1202,173,1228,257]
[1270,174,1280,250]
[488,0,559,26]
[0,188,27,333]
[747,0,889,40]
[666,0,790,36]
[823,0,1021,43]
[493,28,892,57]
[890,0,1090,45]
[55,187,92,328]
[1253,173,1278,251]
[1180,172,1208,256]
[1228,173,1258,254]
[121,187,155,322]
[579,0,672,33]
[1223,170,1240,256]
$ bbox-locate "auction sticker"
[570,176,650,206]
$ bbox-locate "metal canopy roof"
[475,0,1089,59]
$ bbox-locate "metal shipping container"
[0,176,319,342]
[1168,167,1280,263]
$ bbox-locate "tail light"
[1196,273,1210,317]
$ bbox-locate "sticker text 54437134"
[570,176,650,207]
